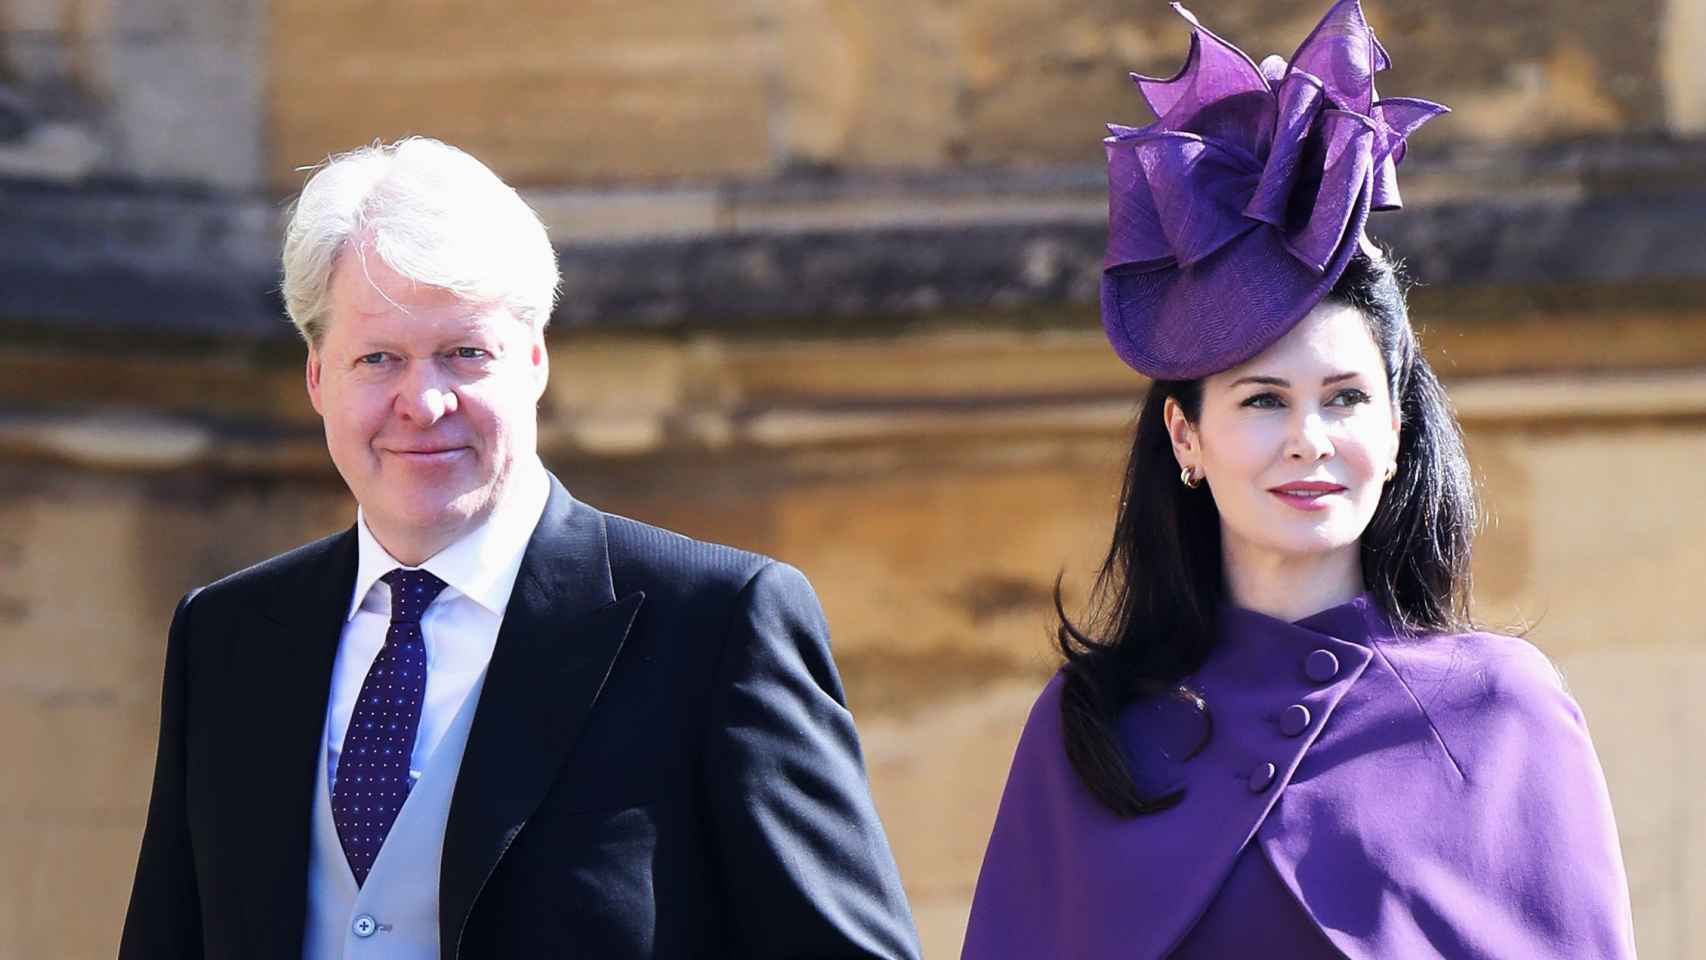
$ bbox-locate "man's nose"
[394,364,460,424]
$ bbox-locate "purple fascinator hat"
[1100,0,1447,379]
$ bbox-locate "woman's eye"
[1241,392,1283,409]
[1330,388,1372,407]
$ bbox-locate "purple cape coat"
[963,596,1637,958]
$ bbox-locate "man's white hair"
[281,137,559,346]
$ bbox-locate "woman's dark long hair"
[1057,249,1477,816]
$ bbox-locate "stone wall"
[265,0,1694,185]
[0,0,266,187]
[6,0,1704,191]
[9,0,1706,343]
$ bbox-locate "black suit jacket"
[120,475,921,959]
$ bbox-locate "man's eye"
[357,352,389,365]
[1241,392,1283,409]
[453,347,489,360]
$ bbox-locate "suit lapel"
[239,529,357,957]
[439,478,643,954]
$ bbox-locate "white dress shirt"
[324,462,550,790]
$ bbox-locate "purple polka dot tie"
[331,567,447,886]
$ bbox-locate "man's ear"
[306,346,325,416]
[530,335,549,402]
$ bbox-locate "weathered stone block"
[959,0,1673,167]
[0,490,173,696]
[0,0,266,188]
[859,682,1046,959]
[267,0,776,188]
[0,477,352,696]
[1558,645,1706,960]
[0,693,157,815]
[958,0,1162,166]
[1510,431,1706,656]
[0,0,67,36]
[105,0,263,40]
[772,0,963,168]
[1660,0,1706,133]
[0,819,142,960]
[106,35,265,189]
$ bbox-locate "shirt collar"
[346,459,552,622]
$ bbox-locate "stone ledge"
[6,138,1706,338]
[0,179,284,336]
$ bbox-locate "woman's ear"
[1163,395,1199,472]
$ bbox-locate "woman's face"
[1166,300,1402,566]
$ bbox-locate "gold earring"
[1180,465,1203,489]
[1384,464,1396,482]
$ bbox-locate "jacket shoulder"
[186,529,350,612]
[599,509,782,606]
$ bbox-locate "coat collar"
[1213,593,1391,664]
[437,474,643,957]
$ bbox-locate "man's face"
[307,248,548,561]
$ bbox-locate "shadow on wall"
[0,80,29,143]
[0,30,23,141]
[0,7,110,179]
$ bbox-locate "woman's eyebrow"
[1228,372,1362,388]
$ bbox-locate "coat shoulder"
[1026,670,1068,736]
[1373,627,1586,776]
[1001,671,1076,788]
[599,509,783,608]
[183,528,351,615]
[1378,628,1574,714]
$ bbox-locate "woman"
[962,1,1637,957]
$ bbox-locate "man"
[120,137,921,960]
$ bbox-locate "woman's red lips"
[1270,481,1346,494]
[1270,480,1345,512]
